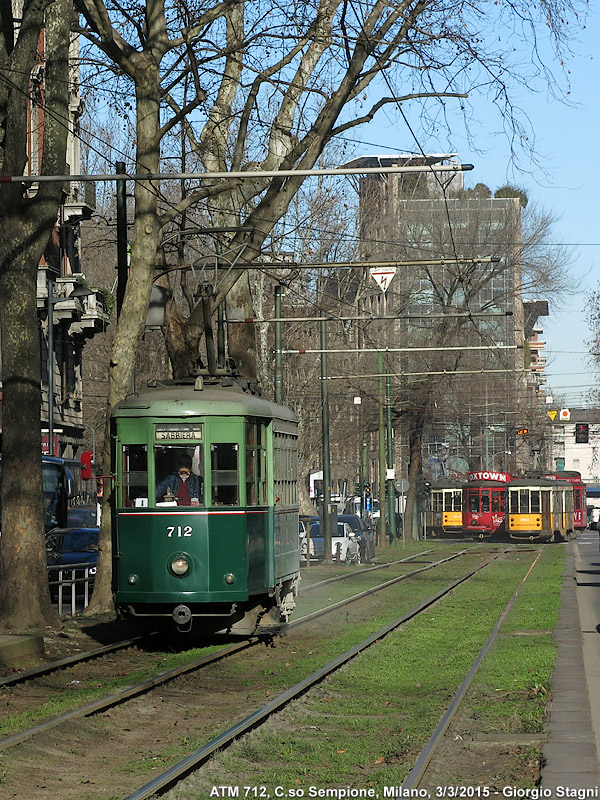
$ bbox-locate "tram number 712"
[167,526,193,538]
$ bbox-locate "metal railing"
[47,562,96,616]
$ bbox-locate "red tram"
[462,471,512,540]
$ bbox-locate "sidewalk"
[540,539,600,793]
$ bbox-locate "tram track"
[121,549,507,800]
[0,547,473,699]
[400,551,543,793]
[0,544,529,800]
[0,547,480,752]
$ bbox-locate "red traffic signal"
[575,423,589,444]
[81,450,94,480]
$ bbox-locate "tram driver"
[156,453,203,506]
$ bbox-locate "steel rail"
[289,549,472,627]
[122,551,501,800]
[0,639,257,751]
[0,634,155,688]
[400,550,543,792]
[0,549,466,749]
[299,549,435,592]
[0,547,497,760]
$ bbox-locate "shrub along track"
[0,546,506,799]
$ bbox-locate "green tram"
[111,378,300,636]
[507,478,574,543]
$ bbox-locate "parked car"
[46,527,99,597]
[299,516,317,562]
[338,514,375,562]
[67,505,98,528]
[308,520,361,564]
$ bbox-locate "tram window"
[530,491,541,513]
[122,444,148,507]
[491,490,505,513]
[441,492,459,511]
[211,444,239,506]
[273,432,298,506]
[432,492,443,512]
[246,422,266,506]
[518,489,529,512]
[468,492,480,513]
[480,492,490,513]
[451,491,462,511]
[154,444,203,506]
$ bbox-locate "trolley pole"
[321,314,333,562]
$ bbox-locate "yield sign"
[370,267,396,293]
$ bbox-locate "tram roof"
[112,381,297,423]
[507,477,572,488]
[429,479,465,489]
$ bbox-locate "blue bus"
[0,456,75,533]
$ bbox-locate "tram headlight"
[170,555,191,577]
[224,572,236,585]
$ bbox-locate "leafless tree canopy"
[70,0,587,605]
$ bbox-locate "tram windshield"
[43,461,68,530]
[155,444,204,506]
[445,491,462,511]
[119,419,249,507]
[468,489,505,514]
[509,489,542,513]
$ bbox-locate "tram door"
[541,490,551,529]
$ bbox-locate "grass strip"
[164,548,564,797]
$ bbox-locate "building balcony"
[38,273,110,339]
[63,180,96,222]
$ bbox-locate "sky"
[349,3,599,409]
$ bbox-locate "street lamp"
[46,278,95,455]
[490,450,512,470]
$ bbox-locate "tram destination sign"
[155,424,203,441]
[467,471,512,483]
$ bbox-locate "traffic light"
[517,427,529,435]
[575,423,589,444]
[81,450,93,480]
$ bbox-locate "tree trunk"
[225,274,257,380]
[0,0,71,631]
[86,63,162,613]
[404,410,426,542]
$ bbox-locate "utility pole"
[378,351,387,548]
[386,368,397,544]
[274,285,283,404]
[320,314,333,561]
[115,161,128,318]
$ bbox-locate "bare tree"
[71,0,586,608]
[0,0,73,630]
